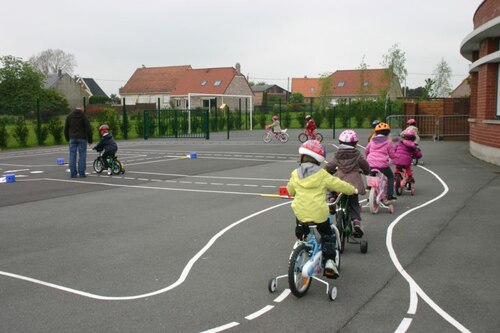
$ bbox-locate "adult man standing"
[64,107,93,178]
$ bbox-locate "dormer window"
[201,80,207,86]
[214,80,222,87]
[310,87,315,93]
[363,81,369,87]
[337,81,345,87]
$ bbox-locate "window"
[310,87,315,93]
[214,80,222,87]
[176,99,181,107]
[337,81,345,87]
[363,81,369,87]
[201,80,207,86]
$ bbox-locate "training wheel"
[411,189,416,196]
[360,240,368,254]
[388,204,394,214]
[328,286,337,301]
[268,278,278,293]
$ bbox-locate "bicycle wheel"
[298,133,308,143]
[369,187,380,214]
[279,132,289,143]
[93,158,105,173]
[288,243,312,298]
[395,173,403,196]
[315,133,324,142]
[262,133,272,143]
[335,210,346,253]
[111,159,122,175]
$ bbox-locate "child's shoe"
[387,195,398,201]
[107,168,112,175]
[352,219,364,238]
[324,259,339,279]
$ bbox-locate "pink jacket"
[392,139,422,167]
[365,135,396,168]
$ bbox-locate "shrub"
[47,118,64,144]
[0,119,8,148]
[12,118,29,147]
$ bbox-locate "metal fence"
[386,114,469,140]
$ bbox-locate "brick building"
[460,0,500,166]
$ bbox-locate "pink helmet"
[407,118,417,125]
[402,130,416,141]
[299,140,326,163]
[272,115,279,121]
[339,129,359,143]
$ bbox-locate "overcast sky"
[1,0,484,96]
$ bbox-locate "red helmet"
[98,124,110,136]
[272,115,279,121]
[299,140,326,163]
[407,118,417,125]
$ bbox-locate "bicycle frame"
[330,193,368,253]
[363,169,394,214]
[394,166,415,195]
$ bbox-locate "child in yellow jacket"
[287,140,356,278]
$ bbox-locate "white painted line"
[30,171,44,174]
[243,184,258,187]
[386,165,471,333]
[199,321,239,333]
[408,285,418,315]
[210,183,224,186]
[244,305,274,320]
[273,289,291,303]
[125,171,288,182]
[394,318,413,333]
[0,199,292,300]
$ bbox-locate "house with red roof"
[119,63,253,111]
[291,68,402,105]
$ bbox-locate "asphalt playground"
[0,129,499,333]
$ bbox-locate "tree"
[381,43,408,93]
[29,49,77,75]
[317,72,332,111]
[422,78,436,100]
[432,58,452,97]
[0,55,44,115]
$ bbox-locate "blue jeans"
[69,139,87,177]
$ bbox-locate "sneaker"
[352,219,364,238]
[107,168,112,175]
[324,259,339,279]
[407,176,415,184]
[387,195,398,201]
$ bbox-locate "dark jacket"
[94,133,117,154]
[325,145,370,195]
[64,110,93,144]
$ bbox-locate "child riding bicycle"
[365,122,397,202]
[268,115,282,134]
[401,118,420,145]
[287,140,357,279]
[92,124,118,175]
[304,115,317,139]
[393,130,422,184]
[325,129,370,237]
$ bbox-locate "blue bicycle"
[268,224,340,301]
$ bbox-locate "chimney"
[58,69,62,77]
[235,63,241,75]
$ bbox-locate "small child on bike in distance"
[392,130,422,184]
[287,140,357,279]
[304,114,317,139]
[325,130,370,237]
[268,115,281,134]
[367,119,381,143]
[93,124,118,175]
[365,122,397,202]
[401,118,420,145]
